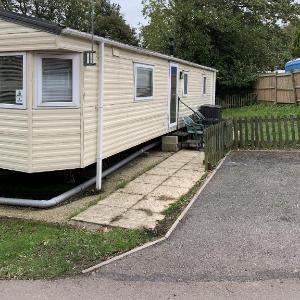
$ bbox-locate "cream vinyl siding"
[0,19,57,52]
[0,109,29,171]
[102,45,168,158]
[31,109,81,172]
[82,47,99,166]
[102,45,216,158]
[0,19,94,53]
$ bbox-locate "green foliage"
[141,0,300,91]
[0,0,138,45]
[292,23,300,58]
[0,219,153,279]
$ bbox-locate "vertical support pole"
[96,42,105,190]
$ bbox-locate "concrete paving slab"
[132,174,168,185]
[173,169,205,181]
[98,193,144,209]
[73,150,204,229]
[181,163,206,171]
[149,185,190,200]
[72,205,126,225]
[162,176,197,189]
[146,167,179,176]
[172,150,200,159]
[120,182,158,195]
[111,209,165,229]
[132,196,175,213]
[156,160,187,169]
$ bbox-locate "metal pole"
[96,41,105,190]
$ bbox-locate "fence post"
[291,71,298,105]
[274,71,278,104]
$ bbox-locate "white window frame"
[183,72,189,97]
[203,75,207,95]
[0,52,27,110]
[134,63,154,102]
[35,53,80,108]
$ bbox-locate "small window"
[36,54,80,107]
[134,63,154,101]
[183,73,188,96]
[0,53,26,109]
[203,76,207,95]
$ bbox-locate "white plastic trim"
[134,63,154,102]
[35,53,80,108]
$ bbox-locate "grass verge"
[223,104,300,119]
[0,219,153,280]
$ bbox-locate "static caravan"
[0,11,217,188]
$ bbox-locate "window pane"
[0,55,23,105]
[184,73,188,95]
[42,58,72,103]
[136,67,153,98]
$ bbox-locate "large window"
[36,54,80,107]
[134,63,154,101]
[0,53,26,109]
[183,72,188,96]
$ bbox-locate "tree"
[141,0,300,92]
[291,23,300,58]
[0,0,138,45]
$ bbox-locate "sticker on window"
[16,90,23,104]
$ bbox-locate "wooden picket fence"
[232,115,300,149]
[203,120,234,170]
[215,93,257,108]
[204,115,300,170]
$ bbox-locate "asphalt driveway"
[1,151,300,300]
[94,151,300,283]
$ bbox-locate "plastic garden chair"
[183,116,204,149]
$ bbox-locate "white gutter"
[96,41,105,190]
[62,28,218,73]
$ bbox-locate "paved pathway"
[72,150,205,229]
[1,151,300,300]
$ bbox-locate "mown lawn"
[0,219,153,279]
[223,104,300,119]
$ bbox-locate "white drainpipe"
[96,41,105,190]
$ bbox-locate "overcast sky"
[112,0,146,28]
